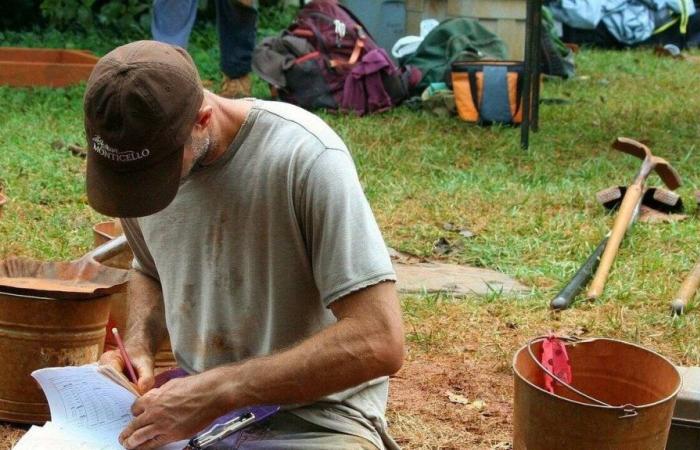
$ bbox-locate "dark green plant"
[39,0,150,35]
[40,0,96,30]
[96,0,150,35]
[257,2,298,38]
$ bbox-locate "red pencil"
[111,327,138,384]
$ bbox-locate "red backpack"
[253,0,418,114]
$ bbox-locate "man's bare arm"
[219,280,404,407]
[120,281,404,449]
[124,269,168,357]
[100,269,167,393]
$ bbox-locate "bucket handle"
[526,336,639,419]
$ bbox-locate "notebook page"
[32,364,136,447]
[12,422,119,450]
[12,422,189,450]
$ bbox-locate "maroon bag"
[252,0,417,113]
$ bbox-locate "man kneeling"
[85,40,404,449]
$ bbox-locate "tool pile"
[551,137,700,315]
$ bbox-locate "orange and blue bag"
[451,60,524,125]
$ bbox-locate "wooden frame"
[0,48,99,87]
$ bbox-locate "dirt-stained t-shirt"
[120,100,398,449]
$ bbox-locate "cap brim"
[86,147,183,218]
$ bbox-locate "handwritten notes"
[12,364,187,450]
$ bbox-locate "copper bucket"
[93,220,177,369]
[0,237,128,423]
[0,291,110,423]
[513,337,681,450]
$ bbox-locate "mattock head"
[612,137,682,190]
[612,137,652,160]
[651,156,682,190]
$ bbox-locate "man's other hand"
[99,348,156,394]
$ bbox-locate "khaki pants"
[213,411,379,450]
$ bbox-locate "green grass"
[2,29,700,368]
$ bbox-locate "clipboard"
[154,368,280,449]
[186,405,280,449]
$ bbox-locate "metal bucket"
[513,337,681,450]
[0,291,110,423]
[93,220,177,369]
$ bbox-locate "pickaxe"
[586,138,681,300]
[550,186,682,310]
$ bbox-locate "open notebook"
[13,364,188,450]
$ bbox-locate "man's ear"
[194,105,214,131]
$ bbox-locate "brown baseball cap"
[84,40,204,218]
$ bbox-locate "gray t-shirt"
[121,100,398,449]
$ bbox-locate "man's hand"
[118,372,227,449]
[99,347,155,395]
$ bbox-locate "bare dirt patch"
[389,354,513,450]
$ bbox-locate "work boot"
[220,74,252,98]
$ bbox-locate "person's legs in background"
[216,0,258,98]
[151,0,198,48]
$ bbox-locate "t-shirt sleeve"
[300,149,396,307]
[119,218,160,281]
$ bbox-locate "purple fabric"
[341,48,397,116]
[153,367,188,387]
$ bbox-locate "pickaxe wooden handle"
[671,261,700,316]
[587,183,643,299]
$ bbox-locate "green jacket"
[400,18,508,93]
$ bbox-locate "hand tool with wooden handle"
[551,185,684,310]
[586,138,681,300]
[671,261,700,316]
